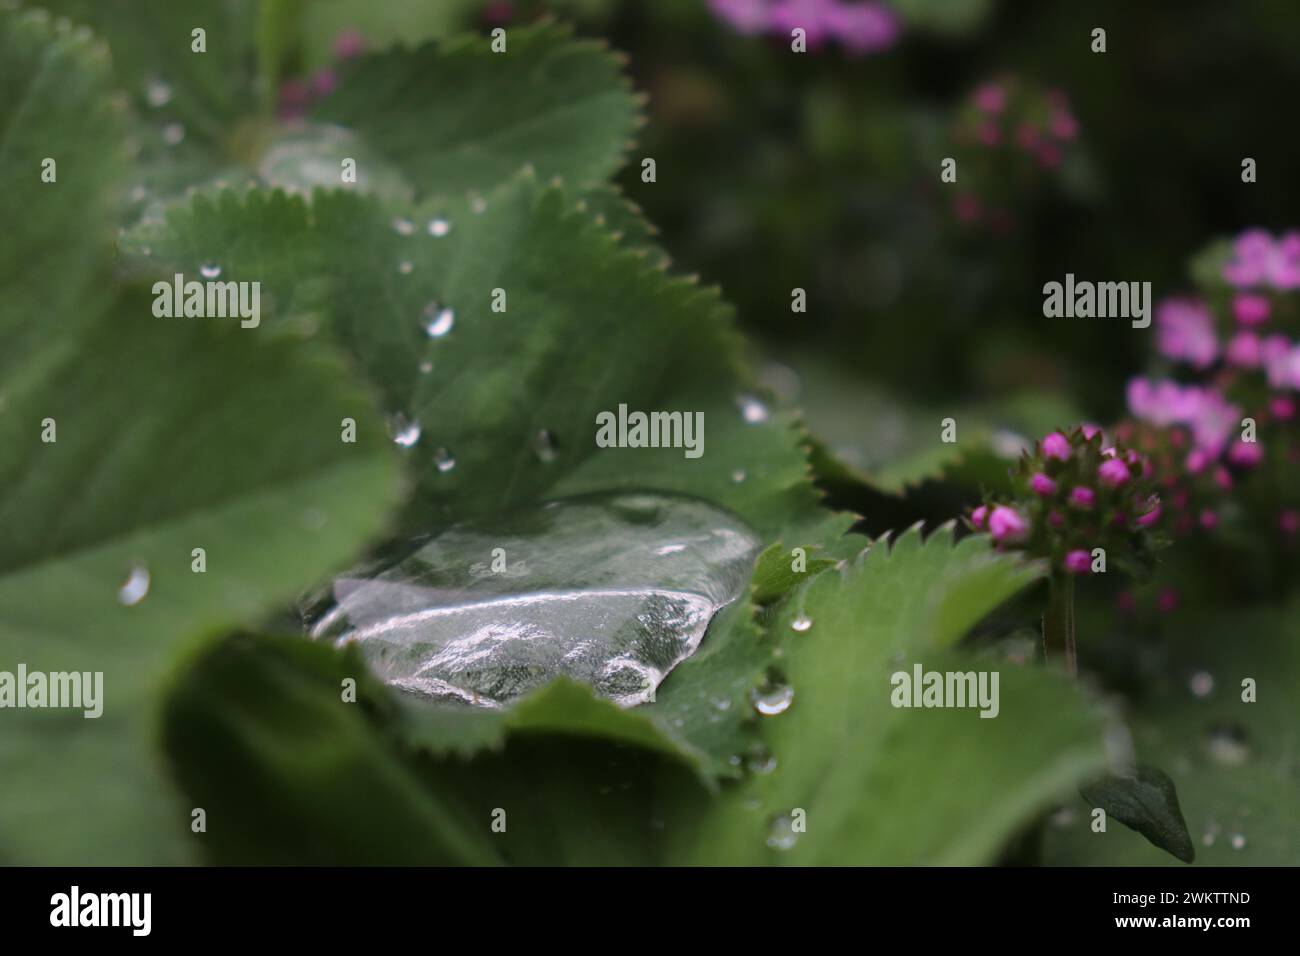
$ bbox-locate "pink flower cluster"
[278,30,367,120]
[968,426,1162,576]
[1222,230,1300,290]
[1126,378,1240,458]
[949,77,1080,234]
[708,0,901,54]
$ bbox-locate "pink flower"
[1030,472,1057,496]
[1225,331,1262,367]
[1280,509,1300,535]
[1215,466,1233,490]
[1157,587,1179,613]
[973,82,1006,114]
[987,505,1028,543]
[333,28,367,59]
[826,3,901,54]
[1271,395,1296,420]
[770,0,837,45]
[1200,509,1219,530]
[1098,458,1130,487]
[1126,378,1240,456]
[1227,441,1263,467]
[977,121,1002,146]
[1047,510,1065,528]
[1041,432,1071,461]
[1036,143,1063,168]
[311,70,337,97]
[1155,298,1218,368]
[970,505,988,529]
[1135,501,1162,527]
[1222,229,1300,290]
[1116,591,1137,613]
[1232,293,1271,326]
[1049,109,1078,141]
[1069,486,1095,510]
[1080,423,1102,440]
[709,0,771,34]
[1063,549,1091,574]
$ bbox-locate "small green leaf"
[1081,765,1195,863]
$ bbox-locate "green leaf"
[0,6,124,376]
[1046,599,1300,866]
[668,528,1114,865]
[162,633,501,864]
[1081,765,1195,863]
[124,178,857,776]
[0,293,403,863]
[312,21,641,199]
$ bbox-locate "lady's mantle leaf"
[669,528,1113,865]
[313,21,641,199]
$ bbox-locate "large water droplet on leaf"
[303,492,760,708]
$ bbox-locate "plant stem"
[1042,571,1077,677]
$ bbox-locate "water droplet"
[737,394,769,424]
[533,429,559,463]
[117,565,151,606]
[1202,830,1217,847]
[744,746,777,775]
[162,122,185,146]
[199,262,221,279]
[1204,723,1250,765]
[398,260,413,275]
[752,679,793,716]
[1230,833,1247,850]
[469,195,488,214]
[766,813,801,850]
[731,469,746,483]
[391,217,415,236]
[427,217,451,237]
[423,304,454,338]
[418,360,433,375]
[389,414,421,448]
[129,184,147,203]
[145,78,172,108]
[1189,671,1214,698]
[790,615,812,633]
[303,492,761,707]
[433,447,456,472]
[1050,806,1077,829]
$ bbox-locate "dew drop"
[1050,806,1077,829]
[766,813,800,851]
[427,217,451,237]
[161,122,185,146]
[423,304,454,338]
[744,746,777,775]
[752,679,793,716]
[391,217,415,236]
[418,360,433,375]
[117,565,151,606]
[469,195,488,214]
[533,429,559,463]
[433,447,456,472]
[1230,833,1247,850]
[388,414,422,448]
[731,469,746,483]
[737,394,769,425]
[790,615,812,633]
[129,184,147,203]
[1204,723,1250,765]
[1189,670,1214,698]
[398,260,413,275]
[145,78,172,108]
[199,262,221,279]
